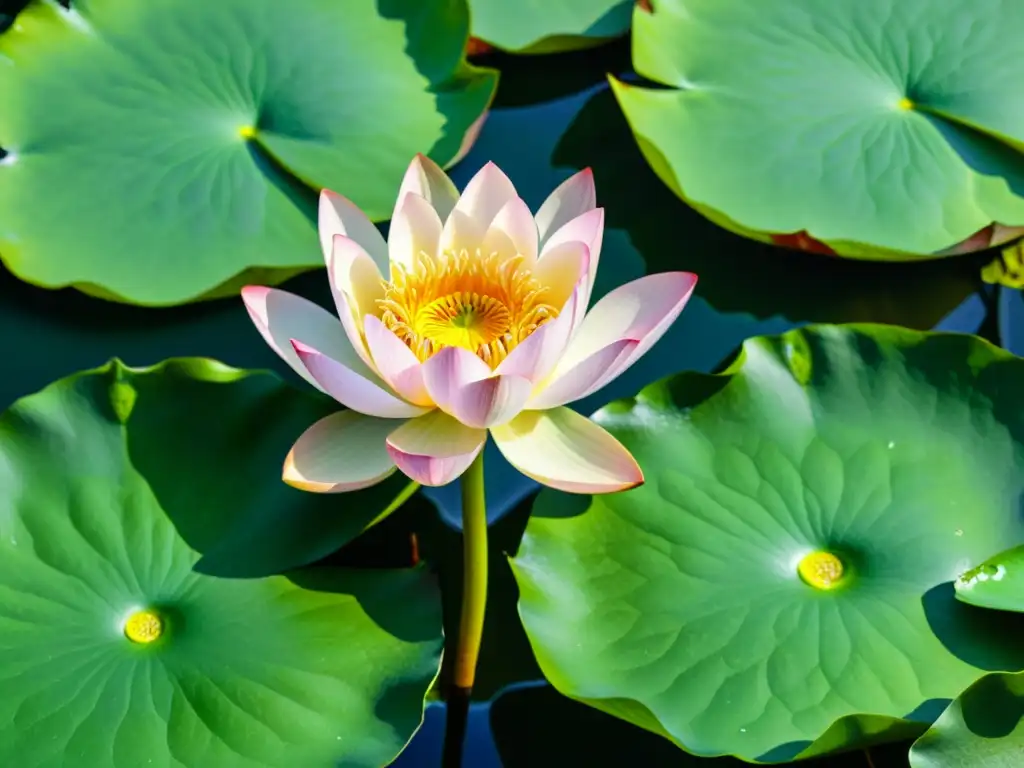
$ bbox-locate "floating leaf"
[512,325,1024,761]
[910,672,1024,768]
[0,0,495,304]
[469,0,631,53]
[0,361,443,767]
[614,0,1024,259]
[956,544,1024,612]
[0,358,417,577]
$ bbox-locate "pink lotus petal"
[491,407,643,494]
[241,286,372,391]
[527,338,637,410]
[421,346,531,427]
[449,374,532,428]
[485,197,538,264]
[393,154,460,223]
[496,287,579,383]
[554,272,697,397]
[319,189,388,274]
[451,161,518,230]
[283,410,399,493]
[386,411,487,486]
[363,315,432,406]
[532,240,589,312]
[539,207,605,312]
[421,346,491,412]
[389,192,443,269]
[535,168,596,245]
[292,340,429,418]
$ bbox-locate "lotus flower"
[242,156,697,493]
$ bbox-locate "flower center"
[378,248,558,367]
[415,292,512,351]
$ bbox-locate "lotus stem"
[442,450,488,768]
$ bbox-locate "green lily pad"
[512,325,1024,762]
[469,0,631,53]
[0,358,417,577]
[955,544,1024,612]
[0,362,443,767]
[909,672,1024,768]
[0,0,495,305]
[614,0,1024,259]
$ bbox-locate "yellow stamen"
[378,248,558,367]
[124,609,164,644]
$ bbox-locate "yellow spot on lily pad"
[124,609,164,644]
[238,125,257,139]
[896,97,914,111]
[797,551,846,590]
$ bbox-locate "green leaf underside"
[955,543,1024,612]
[512,325,1024,762]
[469,0,631,53]
[616,0,1024,257]
[0,359,443,767]
[910,672,1024,768]
[0,0,496,304]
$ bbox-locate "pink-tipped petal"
[449,373,532,429]
[393,154,460,223]
[495,287,579,383]
[241,286,371,391]
[389,192,443,269]
[485,197,538,264]
[421,346,491,412]
[319,189,389,274]
[539,207,605,311]
[386,411,487,486]
[532,240,589,311]
[421,346,530,427]
[363,315,432,406]
[535,168,596,245]
[554,272,698,397]
[526,338,637,410]
[452,161,518,230]
[440,208,486,253]
[284,410,399,493]
[491,408,643,494]
[292,340,429,419]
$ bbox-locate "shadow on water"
[923,581,1024,671]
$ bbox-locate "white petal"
[535,168,596,245]
[485,197,538,265]
[327,236,384,372]
[540,207,605,312]
[393,154,460,223]
[421,346,530,428]
[440,209,486,254]
[491,408,643,494]
[284,410,399,493]
[241,286,367,392]
[532,240,589,312]
[319,189,389,274]
[389,192,443,270]
[386,411,487,486]
[451,161,518,230]
[292,340,429,418]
